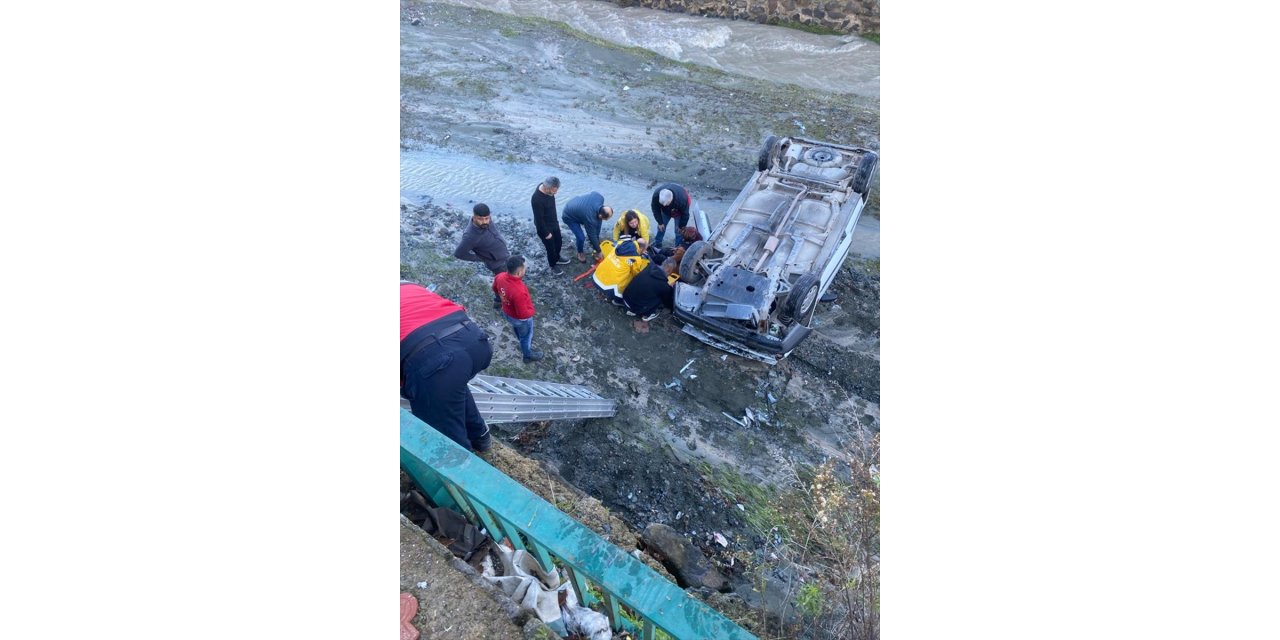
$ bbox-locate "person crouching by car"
[623,258,677,322]
[493,255,544,363]
[592,239,649,306]
[612,209,652,244]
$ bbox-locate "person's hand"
[658,224,665,232]
[545,233,552,240]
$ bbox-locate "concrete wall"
[605,0,878,36]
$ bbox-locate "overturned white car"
[674,136,878,364]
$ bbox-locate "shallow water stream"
[436,0,879,96]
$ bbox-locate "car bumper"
[673,297,811,357]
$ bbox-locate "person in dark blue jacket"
[561,191,614,262]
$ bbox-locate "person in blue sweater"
[561,191,614,262]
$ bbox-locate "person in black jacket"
[622,258,677,322]
[651,182,691,249]
[453,203,511,309]
[530,176,570,274]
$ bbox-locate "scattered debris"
[767,392,777,405]
[401,593,420,640]
[721,412,746,427]
[416,581,428,589]
[712,532,728,547]
[736,504,745,512]
[679,359,695,374]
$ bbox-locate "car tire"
[679,240,711,285]
[757,135,780,172]
[803,146,843,168]
[783,273,821,325]
[851,151,879,196]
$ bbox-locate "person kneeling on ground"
[592,239,649,306]
[493,255,544,363]
[623,258,678,321]
[612,209,652,244]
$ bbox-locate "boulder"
[641,523,727,591]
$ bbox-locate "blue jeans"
[565,220,600,254]
[655,215,689,248]
[503,312,535,358]
[565,220,587,253]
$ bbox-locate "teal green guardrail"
[400,409,757,640]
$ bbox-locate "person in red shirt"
[492,255,543,363]
[400,282,493,452]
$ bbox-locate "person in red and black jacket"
[493,255,543,363]
[400,282,493,453]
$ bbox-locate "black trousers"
[401,317,493,451]
[539,228,563,267]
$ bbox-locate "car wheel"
[803,146,844,168]
[757,135,780,172]
[679,240,711,285]
[851,151,879,197]
[783,273,821,325]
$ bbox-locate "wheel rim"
[800,286,818,316]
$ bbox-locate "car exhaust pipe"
[693,200,712,239]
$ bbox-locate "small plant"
[796,582,824,617]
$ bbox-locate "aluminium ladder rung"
[467,374,616,424]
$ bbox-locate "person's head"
[658,189,674,206]
[661,258,678,276]
[598,205,613,221]
[472,203,491,228]
[681,226,700,243]
[540,176,560,196]
[506,254,526,277]
[624,210,641,231]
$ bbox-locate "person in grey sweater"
[561,191,613,262]
[453,203,511,308]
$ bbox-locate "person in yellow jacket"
[611,209,652,244]
[592,238,650,306]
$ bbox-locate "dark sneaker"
[471,429,492,453]
[610,298,624,307]
[625,310,637,317]
[642,311,660,321]
[549,266,565,275]
[820,292,837,303]
[523,351,545,362]
[555,258,572,265]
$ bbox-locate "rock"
[641,523,727,592]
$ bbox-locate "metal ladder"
[468,374,616,424]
